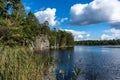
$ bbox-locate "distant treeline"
[75,40,120,45]
[0,0,74,47]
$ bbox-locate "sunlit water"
[51,46,120,80]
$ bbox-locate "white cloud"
[25,6,31,11]
[63,29,90,41]
[105,28,120,34]
[34,8,58,26]
[70,0,120,28]
[101,34,114,40]
[61,18,68,22]
[101,28,120,40]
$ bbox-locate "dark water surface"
[51,46,120,80]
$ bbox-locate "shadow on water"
[51,47,80,80]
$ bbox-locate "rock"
[33,34,50,51]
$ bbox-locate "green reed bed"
[0,46,55,80]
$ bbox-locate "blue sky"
[21,0,120,41]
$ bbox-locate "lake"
[51,46,120,80]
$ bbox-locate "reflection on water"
[51,46,120,80]
[52,48,76,80]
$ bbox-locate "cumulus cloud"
[61,18,68,22]
[70,0,120,28]
[63,29,90,41]
[101,34,114,40]
[34,8,58,26]
[101,28,120,40]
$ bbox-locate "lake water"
[51,46,120,80]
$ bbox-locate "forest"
[75,40,120,46]
[0,0,74,47]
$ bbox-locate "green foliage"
[76,40,120,45]
[41,21,50,35]
[0,18,7,26]
[50,35,56,46]
[0,1,7,18]
[0,1,75,80]
[66,32,74,46]
[50,29,57,46]
[22,12,41,42]
[0,0,74,47]
[50,29,74,47]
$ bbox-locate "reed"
[0,46,55,80]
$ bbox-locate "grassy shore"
[0,46,55,80]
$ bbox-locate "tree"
[0,0,9,18]
[41,21,50,35]
[0,0,75,47]
[50,29,57,46]
[20,12,41,45]
[66,32,74,46]
[11,0,25,26]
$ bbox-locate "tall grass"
[0,46,55,80]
